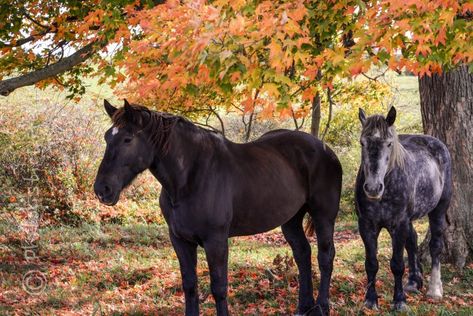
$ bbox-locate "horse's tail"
[304,215,315,237]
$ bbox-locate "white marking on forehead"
[112,127,119,136]
[372,129,380,137]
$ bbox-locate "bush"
[0,98,161,225]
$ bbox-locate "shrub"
[0,98,161,225]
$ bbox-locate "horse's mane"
[111,104,180,155]
[362,115,409,172]
[111,104,221,155]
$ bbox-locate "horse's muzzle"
[94,182,119,206]
[363,182,384,201]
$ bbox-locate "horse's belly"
[229,193,306,237]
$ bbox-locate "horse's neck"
[149,122,206,201]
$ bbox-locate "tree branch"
[22,10,50,29]
[0,31,51,48]
[0,40,106,96]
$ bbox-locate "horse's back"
[257,129,342,185]
[258,129,341,165]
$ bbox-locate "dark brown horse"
[94,100,342,315]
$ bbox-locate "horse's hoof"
[404,281,420,293]
[300,304,328,316]
[364,300,379,310]
[392,301,409,312]
[426,290,443,301]
[427,284,443,300]
[294,304,317,316]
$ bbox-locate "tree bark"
[310,91,321,138]
[418,65,473,269]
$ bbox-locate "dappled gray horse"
[94,100,343,316]
[355,106,452,311]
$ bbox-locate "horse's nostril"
[104,185,111,194]
[378,183,384,192]
[363,183,369,192]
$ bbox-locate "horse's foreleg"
[281,209,315,315]
[170,232,199,316]
[405,222,423,292]
[204,238,229,316]
[359,220,381,310]
[390,223,409,311]
[427,201,447,300]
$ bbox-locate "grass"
[1,74,469,315]
[1,221,472,315]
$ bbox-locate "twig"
[290,107,305,131]
[244,89,260,142]
[208,106,225,136]
[361,68,389,81]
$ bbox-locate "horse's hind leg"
[281,208,315,315]
[404,222,423,292]
[427,198,448,300]
[308,196,338,316]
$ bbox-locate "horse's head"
[94,100,156,205]
[358,106,398,201]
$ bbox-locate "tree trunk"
[310,92,321,138]
[418,65,473,269]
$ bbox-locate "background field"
[1,75,472,315]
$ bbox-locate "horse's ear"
[123,99,134,119]
[358,108,367,125]
[123,99,141,124]
[104,100,117,118]
[386,106,396,126]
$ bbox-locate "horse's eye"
[360,140,364,147]
[387,142,392,147]
[124,138,132,144]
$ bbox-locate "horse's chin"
[102,199,119,206]
[365,194,383,201]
